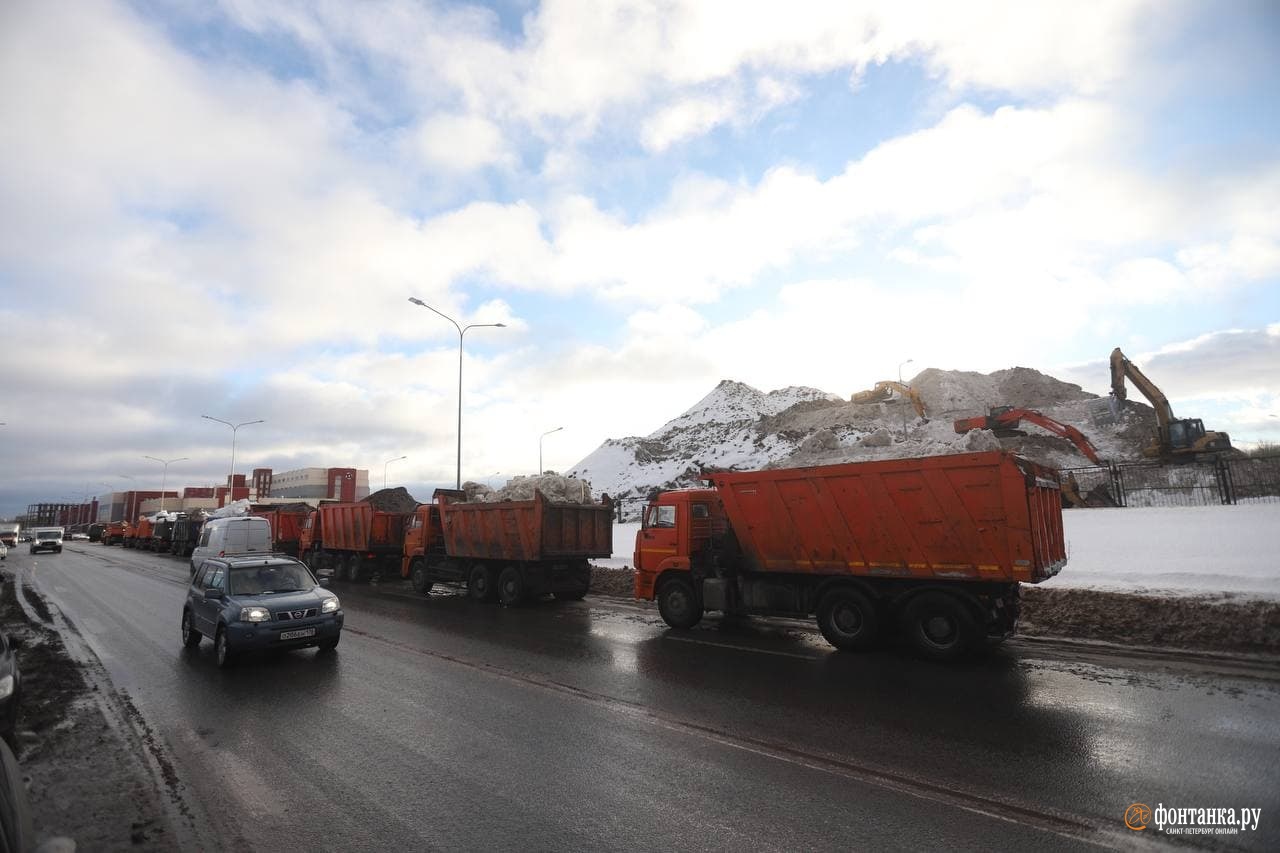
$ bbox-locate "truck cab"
[634,489,724,601]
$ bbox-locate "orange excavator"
[1109,347,1232,459]
[953,407,1104,465]
[851,381,927,419]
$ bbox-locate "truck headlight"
[239,606,271,623]
[321,597,340,614]
[0,674,13,700]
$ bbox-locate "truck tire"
[901,592,978,662]
[468,564,497,602]
[657,577,702,629]
[345,554,363,584]
[817,588,879,651]
[497,566,524,607]
[410,561,433,595]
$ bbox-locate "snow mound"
[571,367,1155,519]
[480,473,595,504]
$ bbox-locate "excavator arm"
[851,380,926,418]
[1110,348,1174,429]
[952,407,1104,465]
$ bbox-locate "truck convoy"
[634,451,1065,660]
[300,489,613,603]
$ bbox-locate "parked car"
[182,555,343,667]
[0,543,7,561]
[0,631,21,746]
[69,532,89,541]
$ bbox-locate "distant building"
[268,467,368,502]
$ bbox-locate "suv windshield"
[228,563,314,595]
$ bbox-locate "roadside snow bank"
[1049,505,1280,597]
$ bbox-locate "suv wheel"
[214,627,235,668]
[181,610,202,648]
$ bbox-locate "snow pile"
[480,473,595,504]
[569,367,1162,518]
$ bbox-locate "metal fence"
[1061,453,1280,508]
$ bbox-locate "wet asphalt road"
[15,543,1280,850]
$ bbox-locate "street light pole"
[539,427,563,475]
[898,358,914,441]
[408,297,506,489]
[143,455,188,514]
[201,415,264,504]
[383,455,407,490]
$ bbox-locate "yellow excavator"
[851,381,927,419]
[1109,347,1232,459]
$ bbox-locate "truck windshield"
[646,506,676,529]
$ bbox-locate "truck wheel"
[345,555,363,584]
[817,588,879,651]
[497,566,524,607]
[411,561,433,595]
[468,565,497,602]
[657,577,702,629]
[901,592,978,662]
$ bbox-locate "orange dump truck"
[402,489,613,605]
[123,517,154,549]
[635,450,1065,660]
[101,521,130,546]
[251,505,310,557]
[300,503,412,583]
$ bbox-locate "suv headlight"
[321,597,340,614]
[239,606,271,623]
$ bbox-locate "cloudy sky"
[2,0,1277,517]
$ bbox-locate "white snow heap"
[569,368,1156,518]
[479,473,595,504]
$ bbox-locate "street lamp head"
[408,297,426,307]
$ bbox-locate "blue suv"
[183,555,343,667]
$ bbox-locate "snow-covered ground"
[594,506,1280,598]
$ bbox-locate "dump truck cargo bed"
[436,489,613,562]
[705,450,1065,584]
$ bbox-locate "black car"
[182,555,343,667]
[0,631,21,747]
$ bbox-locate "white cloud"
[412,113,515,172]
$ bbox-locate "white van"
[190,516,272,574]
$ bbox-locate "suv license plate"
[279,628,316,640]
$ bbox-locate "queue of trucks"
[77,448,1065,659]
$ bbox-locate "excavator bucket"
[1088,397,1117,427]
